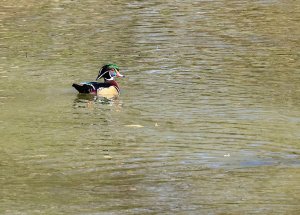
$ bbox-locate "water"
[1,0,300,214]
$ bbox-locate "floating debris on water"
[125,124,144,128]
[104,155,112,159]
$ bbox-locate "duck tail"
[72,83,95,94]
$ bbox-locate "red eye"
[110,70,117,77]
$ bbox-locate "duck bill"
[116,71,125,78]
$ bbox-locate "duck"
[72,64,125,99]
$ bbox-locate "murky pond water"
[1,0,300,214]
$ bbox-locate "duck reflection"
[73,93,122,111]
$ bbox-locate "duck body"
[72,64,124,99]
[72,81,120,97]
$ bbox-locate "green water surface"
[0,0,299,214]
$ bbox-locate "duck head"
[96,64,125,81]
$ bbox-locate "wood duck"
[72,64,125,99]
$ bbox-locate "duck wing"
[72,82,111,94]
